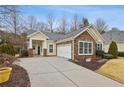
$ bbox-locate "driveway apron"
[19,57,123,87]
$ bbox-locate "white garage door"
[57,44,71,59]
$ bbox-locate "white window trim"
[78,41,93,55]
[96,43,103,51]
[48,44,54,53]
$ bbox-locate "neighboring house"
[27,26,104,62]
[0,30,27,53]
[102,30,124,52]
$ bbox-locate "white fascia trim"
[92,26,105,42]
[27,31,49,39]
[30,37,46,41]
[56,37,73,43]
[78,41,93,55]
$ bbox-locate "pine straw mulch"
[0,64,31,87]
[76,61,106,71]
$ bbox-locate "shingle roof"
[102,30,124,43]
[42,27,88,41]
[27,26,89,41]
[41,31,64,40]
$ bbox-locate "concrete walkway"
[19,57,123,87]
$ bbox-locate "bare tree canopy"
[47,13,55,32]
[70,14,79,31]
[57,16,68,34]
[36,22,48,32]
[0,6,22,34]
[26,16,37,31]
[94,18,108,34]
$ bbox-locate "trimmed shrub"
[20,49,29,57]
[96,50,104,57]
[103,54,114,59]
[108,41,118,58]
[118,52,124,57]
[0,43,15,56]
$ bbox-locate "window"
[78,41,93,55]
[96,43,102,51]
[79,42,83,54]
[49,44,53,53]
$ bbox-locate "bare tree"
[0,6,21,34]
[47,13,55,32]
[94,18,108,34]
[58,16,68,34]
[27,16,37,31]
[36,22,48,31]
[70,14,79,31]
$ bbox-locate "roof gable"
[27,31,49,39]
[73,26,104,43]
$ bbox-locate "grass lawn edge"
[95,70,124,85]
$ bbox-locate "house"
[102,30,124,52]
[27,26,104,62]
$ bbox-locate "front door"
[38,46,40,55]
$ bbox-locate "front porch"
[27,38,47,56]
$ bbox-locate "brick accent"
[43,49,47,56]
[28,48,33,57]
[74,31,96,62]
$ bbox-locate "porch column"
[43,39,47,56]
[29,38,32,48]
[28,38,33,56]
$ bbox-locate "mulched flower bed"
[76,61,106,71]
[0,64,31,87]
[69,58,107,71]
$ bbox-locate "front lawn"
[96,58,124,84]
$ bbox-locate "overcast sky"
[21,5,124,30]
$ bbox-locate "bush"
[0,53,17,67]
[20,49,28,57]
[96,50,104,57]
[103,54,114,59]
[118,52,124,57]
[0,43,15,56]
[108,41,118,58]
[0,35,10,45]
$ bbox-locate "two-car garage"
[57,43,72,59]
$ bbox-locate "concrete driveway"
[19,57,123,87]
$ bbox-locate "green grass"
[96,58,124,84]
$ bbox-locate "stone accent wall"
[43,49,47,56]
[28,48,33,57]
[74,31,96,62]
